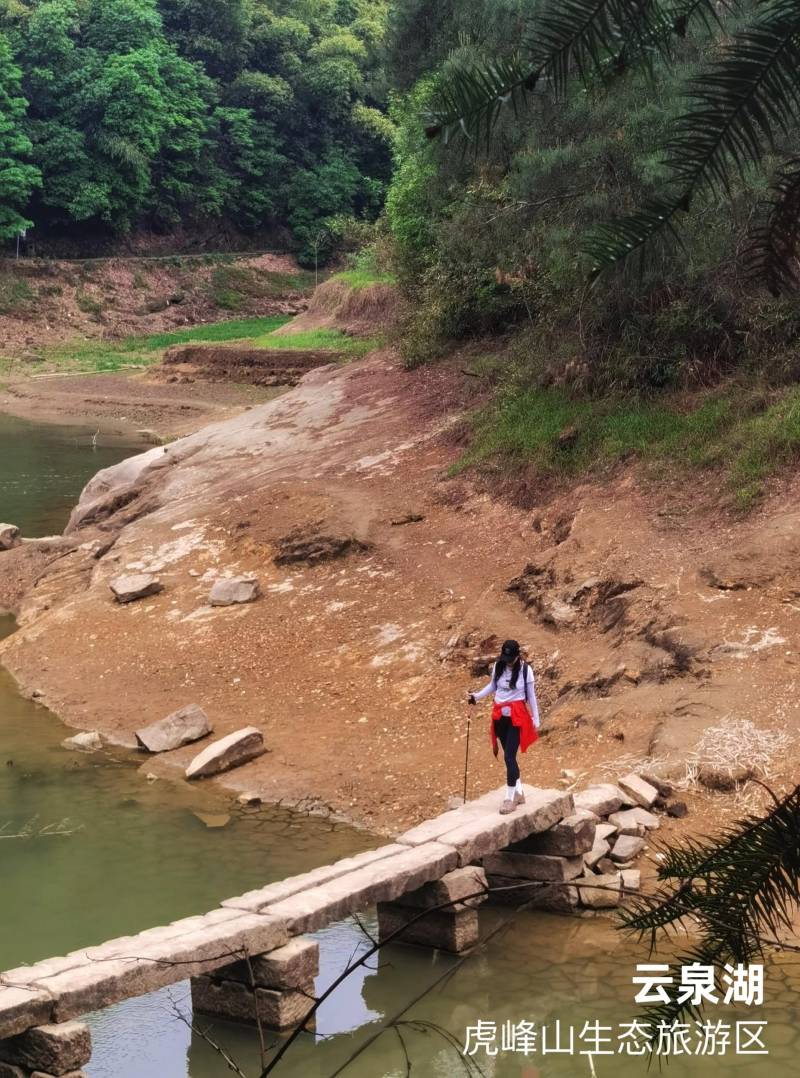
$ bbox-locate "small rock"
[186,727,266,779]
[109,573,164,604]
[541,600,577,627]
[621,869,641,892]
[135,703,212,753]
[561,768,578,781]
[641,773,674,798]
[666,800,689,818]
[596,822,618,841]
[596,857,617,874]
[390,513,425,526]
[209,577,260,606]
[610,834,646,862]
[237,792,262,806]
[62,731,102,752]
[446,796,465,810]
[0,524,21,551]
[583,838,611,869]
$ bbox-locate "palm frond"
[745,155,800,294]
[583,194,685,278]
[583,0,800,274]
[426,53,536,143]
[618,784,800,1035]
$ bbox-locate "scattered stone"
[185,727,266,779]
[541,600,577,628]
[209,577,260,606]
[610,834,646,863]
[608,807,660,834]
[135,704,212,753]
[561,769,578,781]
[0,525,20,551]
[571,807,600,822]
[596,857,617,874]
[446,796,465,810]
[573,784,629,817]
[61,732,102,753]
[640,774,674,798]
[621,869,641,892]
[237,792,262,806]
[595,822,618,841]
[511,814,595,857]
[0,1021,91,1075]
[698,567,745,591]
[109,573,163,604]
[618,773,660,809]
[578,872,622,909]
[666,800,689,819]
[583,839,611,870]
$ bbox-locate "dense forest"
[0,0,391,263]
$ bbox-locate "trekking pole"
[463,711,472,804]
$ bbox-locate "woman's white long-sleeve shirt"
[473,663,541,727]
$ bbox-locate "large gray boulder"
[209,577,260,606]
[0,525,20,551]
[109,573,163,604]
[185,727,265,779]
[136,704,212,753]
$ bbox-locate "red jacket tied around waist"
[491,699,538,753]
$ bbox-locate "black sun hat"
[500,639,521,661]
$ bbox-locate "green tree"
[0,32,38,240]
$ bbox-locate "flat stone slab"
[610,834,646,863]
[209,577,260,606]
[136,704,212,753]
[484,852,583,882]
[0,1021,90,1075]
[222,845,409,913]
[573,784,630,817]
[618,773,659,809]
[0,987,53,1041]
[32,915,288,1023]
[608,807,660,835]
[185,727,265,779]
[265,843,458,934]
[60,733,102,753]
[510,814,596,857]
[408,788,573,867]
[109,573,163,603]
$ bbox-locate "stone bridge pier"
[0,1019,91,1078]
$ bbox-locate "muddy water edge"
[0,415,798,1078]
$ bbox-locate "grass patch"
[456,383,800,508]
[0,276,33,314]
[331,267,396,290]
[26,315,295,374]
[254,327,378,357]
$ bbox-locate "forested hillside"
[0,0,391,262]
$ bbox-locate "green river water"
[0,412,798,1077]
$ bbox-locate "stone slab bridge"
[0,785,581,1078]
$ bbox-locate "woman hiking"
[467,639,541,815]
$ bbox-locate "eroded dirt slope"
[1,349,798,837]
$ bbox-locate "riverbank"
[2,332,799,847]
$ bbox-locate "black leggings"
[494,715,521,786]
